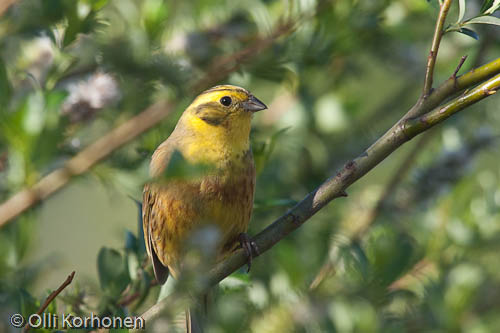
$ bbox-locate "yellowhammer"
[142,85,266,286]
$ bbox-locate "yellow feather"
[183,112,252,165]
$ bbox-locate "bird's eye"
[220,96,232,106]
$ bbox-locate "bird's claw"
[238,233,259,273]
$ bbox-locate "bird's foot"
[238,233,259,273]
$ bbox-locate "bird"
[142,85,266,330]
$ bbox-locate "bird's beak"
[242,95,267,112]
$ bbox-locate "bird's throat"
[184,115,251,166]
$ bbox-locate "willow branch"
[136,60,500,326]
[423,0,453,96]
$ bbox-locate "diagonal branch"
[423,0,454,96]
[135,60,500,327]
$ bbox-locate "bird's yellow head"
[186,85,266,125]
[179,85,267,161]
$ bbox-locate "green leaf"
[341,241,370,281]
[44,90,67,129]
[133,270,153,308]
[23,91,46,136]
[142,0,169,41]
[132,199,147,257]
[0,58,11,109]
[19,289,39,318]
[220,273,251,292]
[98,247,122,288]
[127,251,140,281]
[162,150,213,180]
[125,230,138,253]
[458,27,479,40]
[480,0,495,13]
[97,247,131,296]
[124,230,140,280]
[482,0,500,14]
[366,228,417,287]
[253,127,289,174]
[61,1,80,47]
[87,0,109,11]
[457,0,466,22]
[465,15,500,26]
[62,2,101,47]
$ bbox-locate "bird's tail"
[186,293,210,333]
[186,308,203,333]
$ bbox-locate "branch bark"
[135,58,500,327]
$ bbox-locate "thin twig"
[451,55,468,89]
[24,271,76,332]
[423,0,453,96]
[118,291,141,307]
[452,55,468,80]
[388,259,435,291]
[117,278,158,307]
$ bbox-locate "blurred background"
[1,0,500,331]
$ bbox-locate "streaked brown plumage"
[142,85,266,284]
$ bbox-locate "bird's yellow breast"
[182,111,252,167]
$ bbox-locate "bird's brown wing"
[143,183,170,284]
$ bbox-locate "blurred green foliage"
[0,0,500,332]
